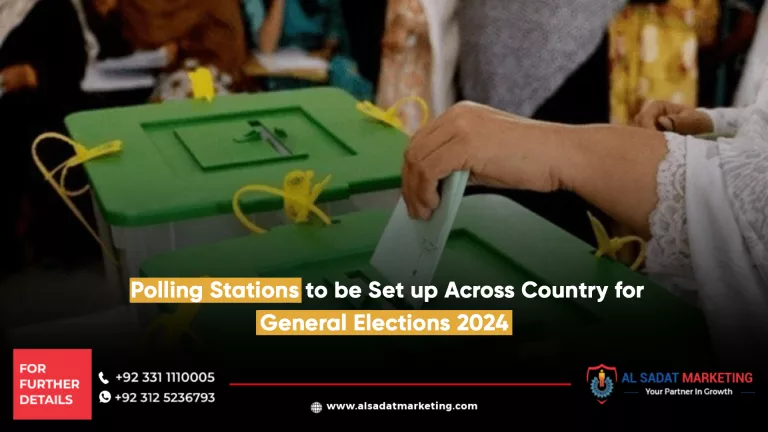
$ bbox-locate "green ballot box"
[139,194,712,369]
[65,87,406,292]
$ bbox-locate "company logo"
[587,364,617,404]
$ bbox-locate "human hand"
[1,64,38,93]
[402,102,572,219]
[632,100,713,134]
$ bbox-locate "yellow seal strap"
[32,132,123,264]
[143,303,203,349]
[233,170,333,234]
[188,67,216,102]
[146,97,432,349]
[356,95,430,133]
[588,212,647,271]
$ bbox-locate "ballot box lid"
[139,194,711,368]
[65,87,407,227]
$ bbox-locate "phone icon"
[99,372,109,385]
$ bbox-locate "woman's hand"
[1,64,38,93]
[633,100,713,135]
[402,102,573,219]
[401,101,669,237]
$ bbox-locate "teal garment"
[244,0,346,51]
[242,0,371,99]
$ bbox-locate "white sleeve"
[697,108,743,136]
[646,133,697,301]
[649,132,768,364]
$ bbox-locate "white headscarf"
[0,0,39,49]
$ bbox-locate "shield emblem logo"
[586,364,617,404]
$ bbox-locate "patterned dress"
[376,0,431,135]
[609,0,720,124]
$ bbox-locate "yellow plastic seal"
[356,95,430,133]
[588,212,646,271]
[233,170,333,234]
[32,132,123,264]
[188,67,216,102]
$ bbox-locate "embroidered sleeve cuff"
[697,108,742,136]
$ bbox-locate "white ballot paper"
[254,47,329,72]
[370,171,470,309]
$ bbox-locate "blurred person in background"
[457,0,626,245]
[459,0,625,124]
[117,0,248,101]
[609,0,720,124]
[0,0,97,274]
[376,0,459,135]
[243,0,373,100]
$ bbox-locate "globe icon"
[311,402,322,414]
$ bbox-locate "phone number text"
[115,393,215,403]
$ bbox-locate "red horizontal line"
[229,383,571,387]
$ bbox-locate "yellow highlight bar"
[130,278,302,303]
[256,310,513,336]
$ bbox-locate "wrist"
[540,124,586,192]
[558,125,669,207]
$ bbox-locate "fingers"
[408,101,478,157]
[632,100,687,130]
[408,118,457,162]
[403,125,465,219]
[415,138,465,217]
[657,116,675,131]
[404,136,465,219]
[408,108,456,158]
[402,106,460,218]
[632,100,666,130]
[658,112,712,135]
[402,101,483,219]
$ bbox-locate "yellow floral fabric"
[609,0,719,124]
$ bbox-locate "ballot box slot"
[247,120,292,156]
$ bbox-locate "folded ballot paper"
[370,171,470,309]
